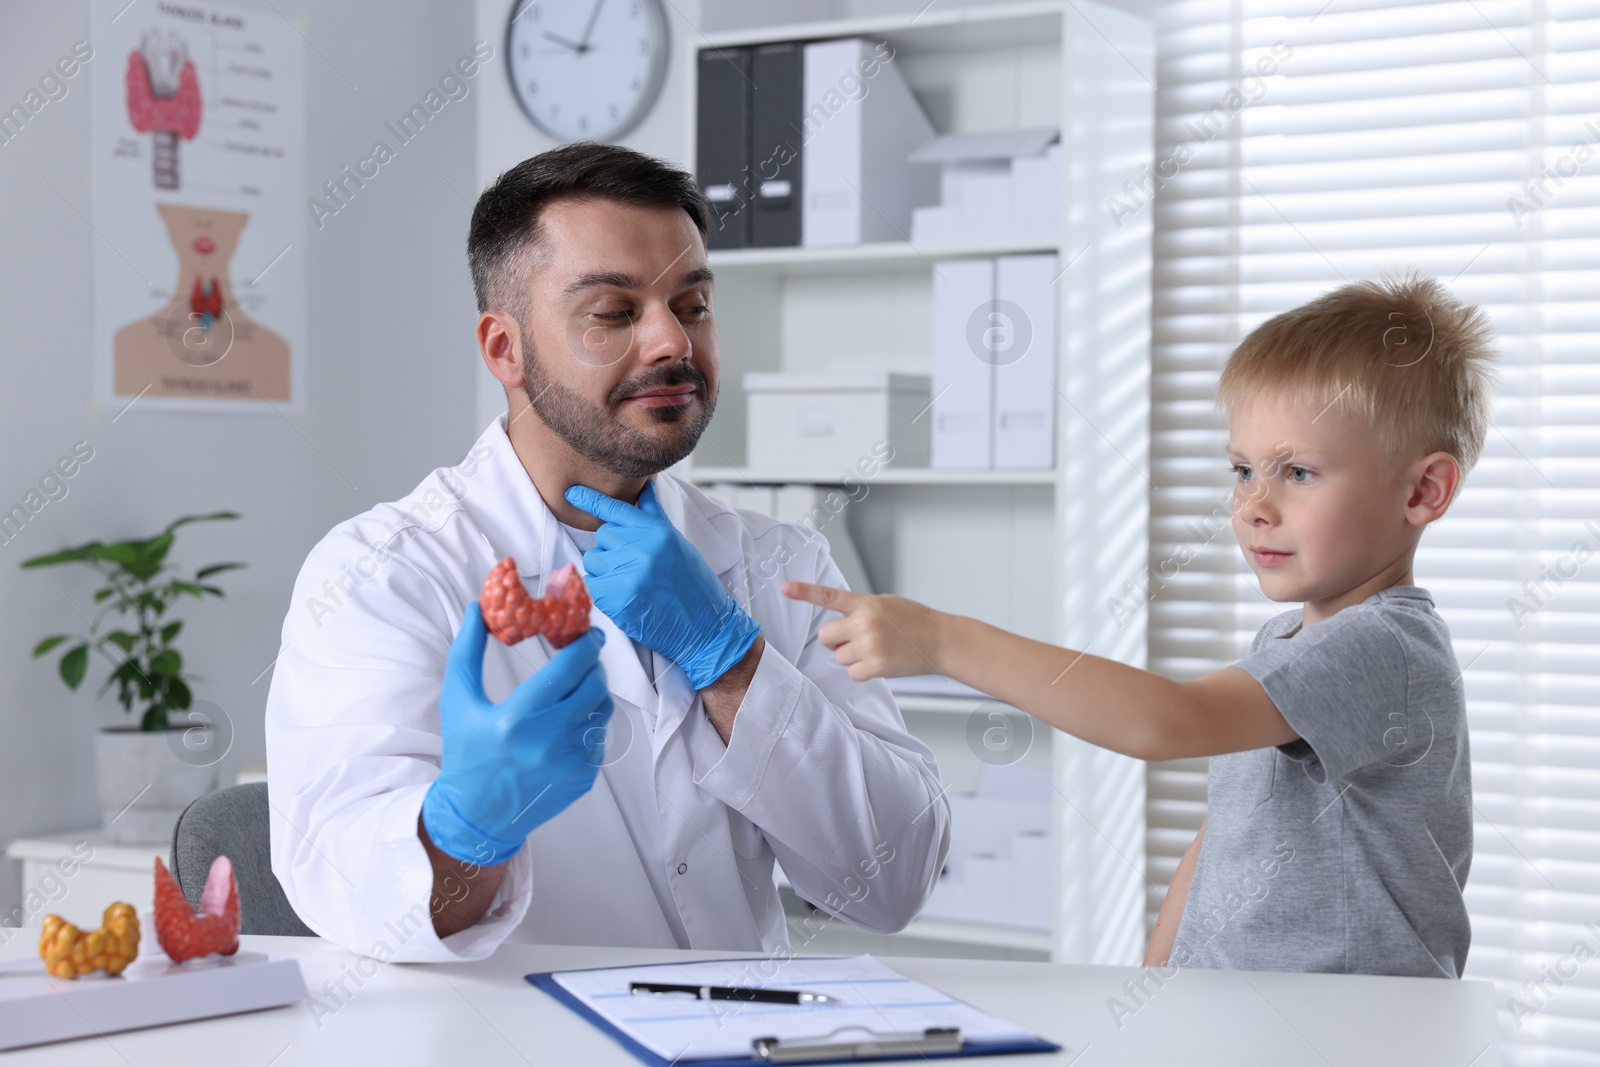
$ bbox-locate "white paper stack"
[909,129,1061,245]
[802,38,939,246]
[1012,144,1062,238]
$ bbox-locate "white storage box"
[744,372,931,471]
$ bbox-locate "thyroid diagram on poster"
[91,0,305,413]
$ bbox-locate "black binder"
[748,41,803,248]
[696,47,753,250]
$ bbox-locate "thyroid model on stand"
[125,28,202,190]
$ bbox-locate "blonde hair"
[1216,272,1500,474]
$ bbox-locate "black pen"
[629,981,836,1005]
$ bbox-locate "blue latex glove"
[565,480,761,690]
[421,603,614,866]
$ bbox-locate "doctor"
[265,143,951,962]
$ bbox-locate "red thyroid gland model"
[480,559,592,648]
[125,28,202,190]
[153,855,241,962]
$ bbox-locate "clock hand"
[576,0,608,52]
[543,30,584,52]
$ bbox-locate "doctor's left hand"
[566,480,761,691]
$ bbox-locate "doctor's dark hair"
[467,142,711,324]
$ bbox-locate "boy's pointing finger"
[781,580,863,614]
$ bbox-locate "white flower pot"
[94,726,217,844]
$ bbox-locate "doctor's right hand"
[421,603,613,866]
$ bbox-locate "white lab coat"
[265,415,950,962]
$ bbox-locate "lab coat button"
[677,862,688,875]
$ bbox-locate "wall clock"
[505,0,671,143]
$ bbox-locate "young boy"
[782,272,1498,978]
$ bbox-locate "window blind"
[1147,1,1600,1060]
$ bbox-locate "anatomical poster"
[90,0,304,413]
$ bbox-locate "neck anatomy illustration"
[113,203,292,401]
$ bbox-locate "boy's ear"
[1404,451,1461,526]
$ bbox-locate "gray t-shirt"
[1170,585,1472,978]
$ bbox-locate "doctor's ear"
[477,310,526,389]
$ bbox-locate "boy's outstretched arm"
[780,583,1297,762]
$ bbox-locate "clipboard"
[525,955,1060,1066]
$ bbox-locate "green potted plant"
[23,512,244,843]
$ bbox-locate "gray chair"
[169,782,316,937]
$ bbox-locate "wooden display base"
[0,951,306,1051]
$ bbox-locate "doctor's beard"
[521,345,716,480]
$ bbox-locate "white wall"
[0,0,483,921]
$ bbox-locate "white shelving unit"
[687,1,1153,965]
[698,0,1075,57]
[890,694,1010,716]
[705,237,1060,276]
[691,466,1056,486]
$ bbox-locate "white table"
[0,934,1502,1065]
